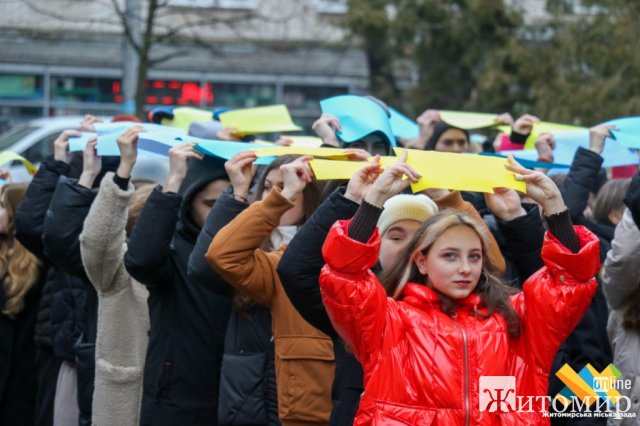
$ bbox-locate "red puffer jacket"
[319,219,600,426]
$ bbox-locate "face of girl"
[263,169,305,226]
[434,129,469,153]
[379,219,422,271]
[414,225,483,300]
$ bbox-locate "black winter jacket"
[124,156,232,426]
[561,146,614,256]
[42,177,99,426]
[189,192,279,425]
[14,158,70,350]
[277,188,363,426]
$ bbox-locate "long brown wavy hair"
[380,209,522,338]
[1,183,41,319]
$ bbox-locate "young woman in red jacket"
[319,152,601,425]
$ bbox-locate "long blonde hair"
[1,184,41,318]
[380,209,521,338]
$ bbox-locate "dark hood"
[177,155,229,242]
[69,153,120,188]
[425,121,470,151]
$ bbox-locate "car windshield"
[0,125,38,150]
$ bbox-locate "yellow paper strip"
[254,146,350,159]
[497,122,586,149]
[309,156,402,180]
[161,107,213,131]
[219,105,301,135]
[394,148,526,194]
[440,111,500,129]
[0,150,37,175]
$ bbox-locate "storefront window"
[0,74,44,100]
[283,85,348,110]
[209,83,276,108]
[51,76,119,103]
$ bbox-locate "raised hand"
[216,127,242,141]
[343,148,372,162]
[280,156,314,201]
[512,114,540,135]
[495,112,514,126]
[414,109,442,149]
[79,114,104,132]
[164,142,204,193]
[224,150,258,201]
[534,132,556,163]
[78,137,102,189]
[274,137,294,147]
[53,129,81,164]
[589,123,616,155]
[312,114,341,147]
[0,169,12,184]
[364,150,421,208]
[504,155,565,216]
[116,125,146,178]
[485,187,526,222]
[344,156,382,204]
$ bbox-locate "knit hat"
[130,156,169,185]
[377,194,438,235]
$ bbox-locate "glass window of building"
[282,85,348,110]
[0,74,44,100]
[209,83,276,108]
[50,76,119,103]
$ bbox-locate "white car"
[0,116,108,183]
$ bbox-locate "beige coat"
[207,187,334,426]
[79,173,150,426]
[602,209,640,425]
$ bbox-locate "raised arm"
[206,157,314,306]
[125,142,203,289]
[278,165,366,336]
[504,157,600,371]
[15,130,78,259]
[42,138,101,280]
[188,151,255,294]
[80,128,143,293]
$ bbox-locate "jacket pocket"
[94,358,144,424]
[276,336,335,423]
[218,352,268,425]
[356,398,436,426]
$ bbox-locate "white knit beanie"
[377,194,438,235]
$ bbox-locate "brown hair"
[126,185,154,237]
[380,209,521,338]
[592,179,631,225]
[622,287,640,333]
[1,184,42,318]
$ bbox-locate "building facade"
[0,0,367,129]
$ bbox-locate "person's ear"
[414,250,428,275]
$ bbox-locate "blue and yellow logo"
[555,363,623,408]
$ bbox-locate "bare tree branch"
[110,0,142,53]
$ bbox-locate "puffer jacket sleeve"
[561,147,605,224]
[79,173,133,294]
[124,186,180,290]
[278,187,359,336]
[495,203,545,286]
[602,209,640,310]
[510,225,600,372]
[434,190,506,273]
[188,191,248,296]
[319,218,388,365]
[42,176,96,281]
[15,157,71,260]
[205,187,293,307]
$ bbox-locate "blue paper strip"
[194,139,275,165]
[320,95,397,147]
[479,152,570,169]
[69,132,97,152]
[389,107,419,139]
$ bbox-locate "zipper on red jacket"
[452,317,470,426]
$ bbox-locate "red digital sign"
[112,80,213,105]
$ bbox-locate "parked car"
[0,116,106,182]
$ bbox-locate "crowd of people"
[0,98,639,426]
